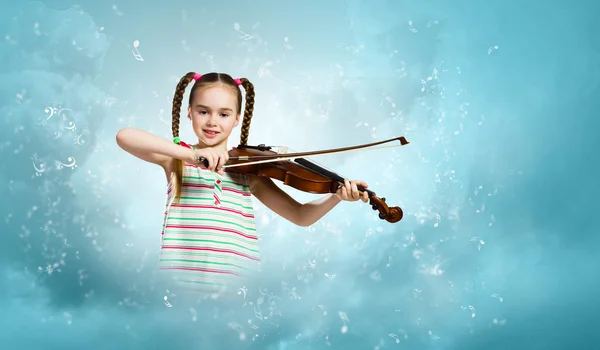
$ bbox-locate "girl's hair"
[170,72,255,201]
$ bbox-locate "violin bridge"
[277,146,289,154]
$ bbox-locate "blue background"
[1,0,598,349]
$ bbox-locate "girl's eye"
[199,110,207,114]
[221,114,229,117]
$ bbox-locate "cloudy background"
[1,0,598,349]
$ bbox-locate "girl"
[116,72,369,296]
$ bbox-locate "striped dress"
[158,158,261,295]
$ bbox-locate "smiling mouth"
[203,130,219,135]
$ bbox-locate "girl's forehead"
[195,85,236,98]
[192,85,238,109]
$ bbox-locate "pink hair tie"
[234,78,242,86]
[193,73,202,81]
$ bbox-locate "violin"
[194,136,410,223]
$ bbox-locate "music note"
[112,4,123,16]
[408,20,418,33]
[56,157,77,170]
[189,308,197,322]
[454,122,464,135]
[477,115,485,126]
[318,304,327,316]
[491,293,504,302]
[227,322,247,340]
[461,305,476,317]
[489,214,496,227]
[427,68,438,81]
[258,61,273,77]
[338,311,350,333]
[284,36,293,49]
[388,333,400,343]
[386,256,392,267]
[163,295,172,307]
[247,319,259,329]
[233,22,254,40]
[132,40,144,61]
[434,214,440,227]
[64,311,73,325]
[95,26,104,39]
[428,330,440,340]
[487,45,499,55]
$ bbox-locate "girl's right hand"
[190,147,229,175]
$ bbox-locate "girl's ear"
[234,112,241,127]
[187,105,191,120]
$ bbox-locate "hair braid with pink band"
[193,73,241,86]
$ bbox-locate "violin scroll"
[369,195,403,223]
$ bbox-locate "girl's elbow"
[116,127,137,149]
[294,215,314,227]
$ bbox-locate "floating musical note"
[338,311,350,333]
[258,61,273,77]
[386,256,392,267]
[56,157,77,170]
[491,293,504,302]
[247,319,259,329]
[427,20,439,28]
[388,333,400,343]
[227,322,246,340]
[95,26,104,39]
[461,305,476,318]
[487,45,499,55]
[428,330,440,340]
[408,20,418,33]
[478,115,485,126]
[132,40,144,61]
[434,214,440,227]
[318,304,327,316]
[72,40,83,51]
[189,308,197,322]
[284,36,293,49]
[427,68,438,81]
[163,295,172,307]
[454,122,464,135]
[489,214,496,227]
[233,22,254,40]
[32,158,46,177]
[34,22,41,36]
[381,96,396,108]
[74,134,86,145]
[237,286,247,300]
[492,318,507,325]
[64,312,73,325]
[112,4,123,16]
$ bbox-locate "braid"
[172,72,196,139]
[238,78,255,146]
[170,72,195,202]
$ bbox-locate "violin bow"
[223,136,409,168]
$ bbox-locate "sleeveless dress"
[158,156,261,295]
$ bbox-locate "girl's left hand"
[336,179,369,203]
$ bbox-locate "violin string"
[223,144,403,168]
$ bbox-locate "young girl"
[116,72,369,296]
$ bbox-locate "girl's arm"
[116,127,194,169]
[249,176,367,227]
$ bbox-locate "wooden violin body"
[222,140,407,223]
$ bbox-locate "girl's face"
[188,85,240,149]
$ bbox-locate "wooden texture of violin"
[222,141,407,223]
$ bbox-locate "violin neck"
[293,158,374,195]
